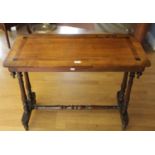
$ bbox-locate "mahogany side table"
[3,34,151,130]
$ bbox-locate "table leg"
[17,72,32,130]
[24,72,36,109]
[121,72,135,130]
[117,72,129,106]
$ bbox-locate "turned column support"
[17,72,32,130]
[24,72,36,109]
[117,72,129,105]
[123,72,135,114]
[24,72,32,100]
[17,72,29,113]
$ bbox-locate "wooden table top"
[3,34,151,72]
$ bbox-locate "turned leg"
[17,72,32,130]
[121,72,135,130]
[117,72,129,106]
[24,72,36,109]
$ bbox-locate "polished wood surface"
[4,34,150,72]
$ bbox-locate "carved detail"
[10,72,16,78]
[34,105,119,110]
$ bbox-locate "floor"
[0,24,155,131]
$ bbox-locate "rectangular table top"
[3,34,151,72]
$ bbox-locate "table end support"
[22,111,31,131]
[120,111,129,130]
[24,72,36,107]
[17,72,35,131]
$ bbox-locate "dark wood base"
[34,104,119,110]
[15,71,142,130]
[22,111,31,131]
[22,103,129,130]
[23,92,36,130]
[117,91,129,130]
[23,103,122,130]
[121,111,129,130]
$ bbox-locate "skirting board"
[146,32,155,50]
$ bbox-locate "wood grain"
[3,34,150,72]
